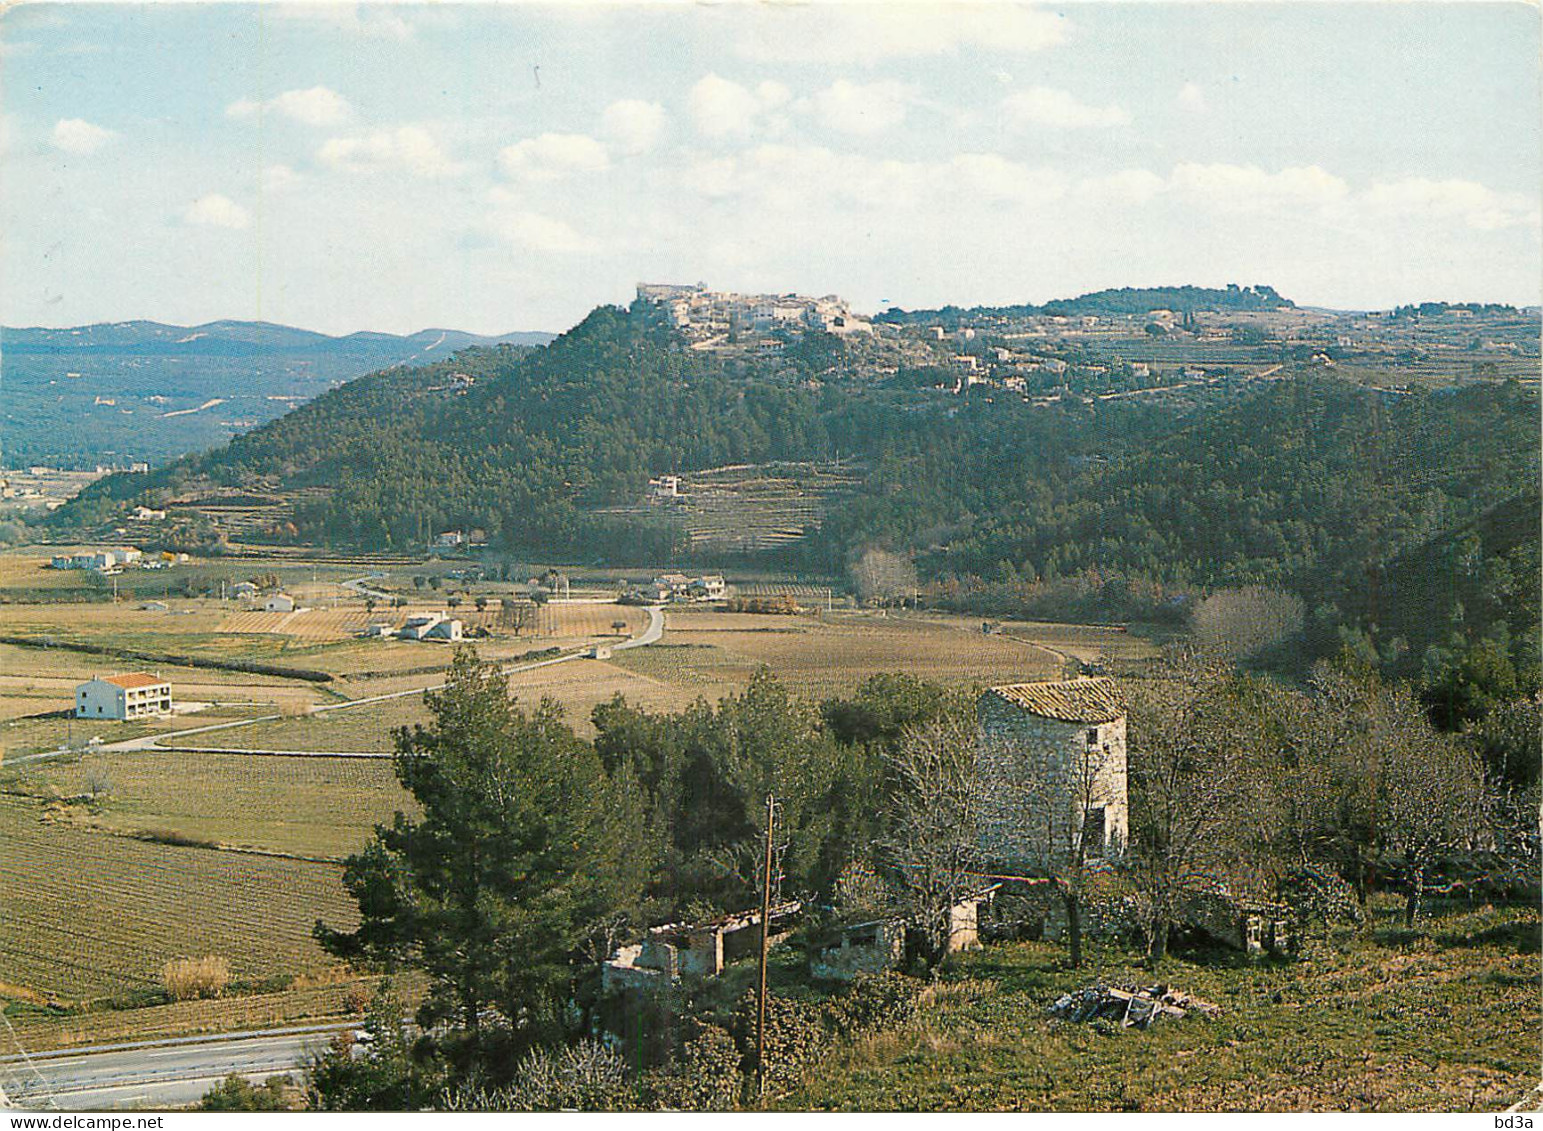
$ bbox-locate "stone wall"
[974,694,1128,870]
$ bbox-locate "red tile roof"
[101,673,167,690]
[984,677,1125,724]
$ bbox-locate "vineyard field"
[0,796,356,1003]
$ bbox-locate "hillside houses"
[50,547,142,573]
[636,283,873,348]
[638,572,726,602]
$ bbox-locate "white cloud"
[1002,87,1128,129]
[492,209,600,255]
[739,6,1067,63]
[227,86,352,127]
[499,132,609,180]
[1176,82,1207,113]
[50,118,115,154]
[601,99,666,156]
[947,153,1067,205]
[262,164,302,192]
[689,73,762,138]
[1083,168,1168,204]
[810,80,913,135]
[756,81,792,110]
[686,75,793,139]
[1360,177,1540,232]
[184,193,250,229]
[318,126,466,178]
[1170,162,1349,207]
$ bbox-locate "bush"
[733,990,828,1095]
[198,1073,291,1111]
[163,955,230,1000]
[494,1040,629,1111]
[647,1023,743,1111]
[821,971,920,1038]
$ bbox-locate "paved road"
[2,1025,351,1110]
[340,573,391,602]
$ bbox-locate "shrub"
[199,1073,291,1111]
[163,955,230,1000]
[821,971,920,1038]
[502,1040,629,1111]
[647,1023,743,1111]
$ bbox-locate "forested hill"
[52,304,1538,671]
[876,284,1293,325]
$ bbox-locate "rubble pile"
[1048,983,1222,1030]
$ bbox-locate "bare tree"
[880,715,979,970]
[1126,653,1256,963]
[1190,586,1305,665]
[981,727,1119,968]
[850,548,918,607]
[1371,686,1488,923]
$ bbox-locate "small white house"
[76,673,172,720]
[424,618,463,642]
[263,593,295,613]
[398,614,445,640]
[232,581,258,600]
[689,574,726,600]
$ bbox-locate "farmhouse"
[263,593,296,613]
[398,614,463,641]
[76,673,172,720]
[647,475,681,500]
[232,581,258,600]
[975,677,1129,866]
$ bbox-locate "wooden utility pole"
[755,792,775,1100]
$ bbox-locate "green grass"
[779,902,1541,1111]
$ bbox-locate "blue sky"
[2,2,1539,334]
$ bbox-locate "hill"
[0,320,553,469]
[876,284,1294,325]
[1351,487,1541,680]
[47,303,1538,671]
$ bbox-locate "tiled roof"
[102,673,167,690]
[984,677,1125,724]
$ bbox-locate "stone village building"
[975,676,1129,866]
[972,675,1290,957]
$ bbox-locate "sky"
[1,1,1539,335]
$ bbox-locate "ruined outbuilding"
[809,888,995,982]
[602,901,801,991]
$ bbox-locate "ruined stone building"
[974,676,1129,870]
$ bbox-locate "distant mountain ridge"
[3,320,553,355]
[1,320,555,469]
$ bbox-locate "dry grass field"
[7,750,409,860]
[615,609,1072,702]
[183,697,431,755]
